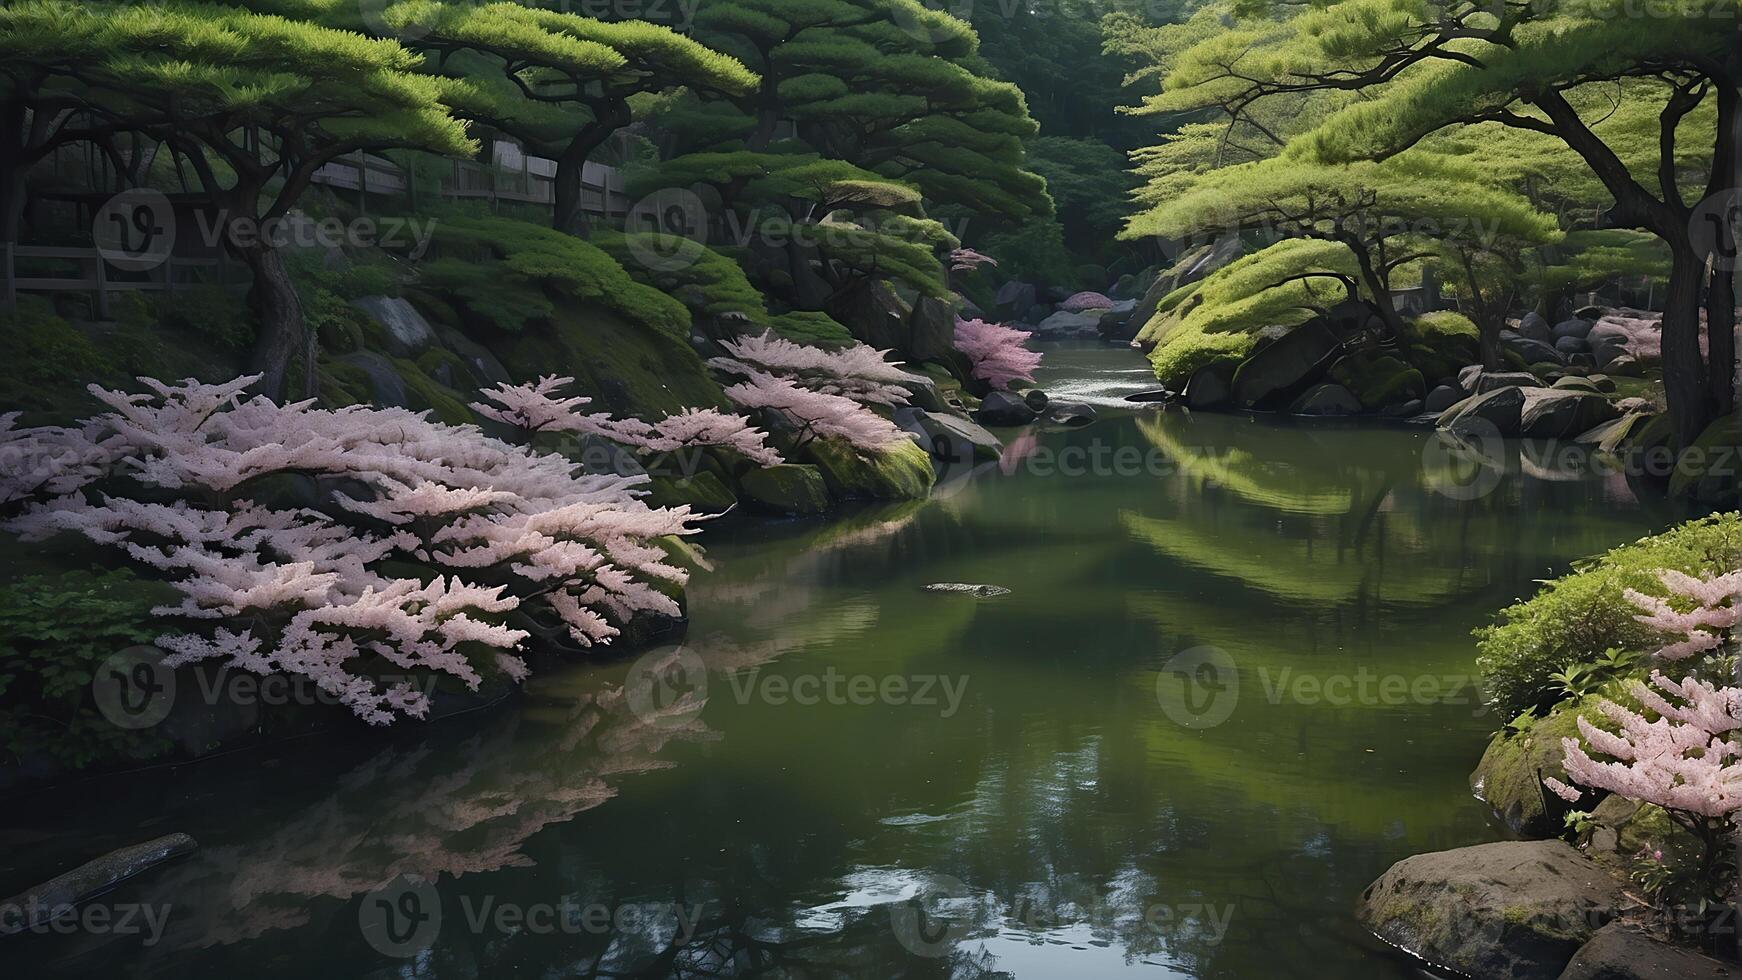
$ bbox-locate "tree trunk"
[1707,262,1737,419]
[1349,242,1404,342]
[237,239,306,402]
[0,99,28,245]
[1661,243,1711,449]
[552,102,629,235]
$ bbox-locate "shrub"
[0,569,173,769]
[1475,513,1742,719]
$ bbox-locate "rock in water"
[1560,922,1738,979]
[1231,322,1341,410]
[0,833,198,935]
[923,583,1011,598]
[974,391,1039,426]
[1357,840,1621,980]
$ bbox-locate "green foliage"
[423,216,689,335]
[767,310,854,346]
[0,569,174,770]
[1327,354,1424,410]
[0,298,116,412]
[1475,513,1742,719]
[980,218,1081,292]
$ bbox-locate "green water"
[5,345,1697,978]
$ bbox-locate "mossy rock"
[1472,696,1610,837]
[1328,354,1426,411]
[802,437,935,501]
[496,304,727,419]
[739,464,831,516]
[643,470,738,514]
[390,357,474,425]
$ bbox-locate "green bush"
[1475,513,1742,719]
[0,569,174,770]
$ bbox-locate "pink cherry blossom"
[723,371,909,453]
[954,317,1043,390]
[709,332,924,408]
[1061,291,1114,313]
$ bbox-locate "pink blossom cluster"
[1,376,704,724]
[1626,567,1742,661]
[953,316,1043,390]
[1061,291,1115,313]
[721,371,909,452]
[472,376,781,466]
[710,332,925,408]
[1544,671,1742,820]
[947,248,998,273]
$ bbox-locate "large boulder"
[1517,311,1553,342]
[434,325,511,388]
[1558,922,1738,980]
[339,351,410,408]
[739,464,830,516]
[1461,366,1546,394]
[1505,333,1569,366]
[1552,318,1594,341]
[1033,309,1105,339]
[1231,322,1342,410]
[1554,336,1589,355]
[1424,384,1464,413]
[1443,385,1527,437]
[826,278,911,351]
[353,295,437,358]
[1520,390,1621,439]
[1357,840,1623,980]
[1290,382,1363,416]
[897,408,1002,467]
[802,438,935,500]
[1047,400,1098,426]
[1470,699,1604,837]
[907,296,958,363]
[1185,364,1235,410]
[1329,354,1426,410]
[974,390,1039,426]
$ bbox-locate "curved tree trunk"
[1348,242,1404,342]
[1661,243,1711,449]
[238,239,306,402]
[1707,263,1736,419]
[552,102,630,236]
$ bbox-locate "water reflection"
[4,349,1699,979]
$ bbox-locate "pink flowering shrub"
[954,316,1043,390]
[1061,291,1114,313]
[708,332,919,453]
[1625,568,1742,661]
[472,376,781,466]
[709,332,924,408]
[0,376,705,724]
[947,248,998,273]
[721,371,909,452]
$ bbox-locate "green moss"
[1147,327,1256,387]
[0,299,116,416]
[1329,354,1426,410]
[739,464,831,515]
[1475,513,1742,718]
[802,437,935,501]
[767,310,854,346]
[496,303,728,419]
[1472,695,1615,837]
[642,471,738,513]
[391,357,474,425]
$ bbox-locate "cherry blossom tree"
[1544,671,1741,899]
[708,333,925,409]
[0,376,706,724]
[948,248,998,273]
[954,317,1043,390]
[721,372,908,453]
[1061,291,1114,313]
[1624,568,1742,663]
[471,376,781,467]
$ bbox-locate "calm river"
[5,344,1696,978]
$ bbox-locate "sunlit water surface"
[4,343,1698,978]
